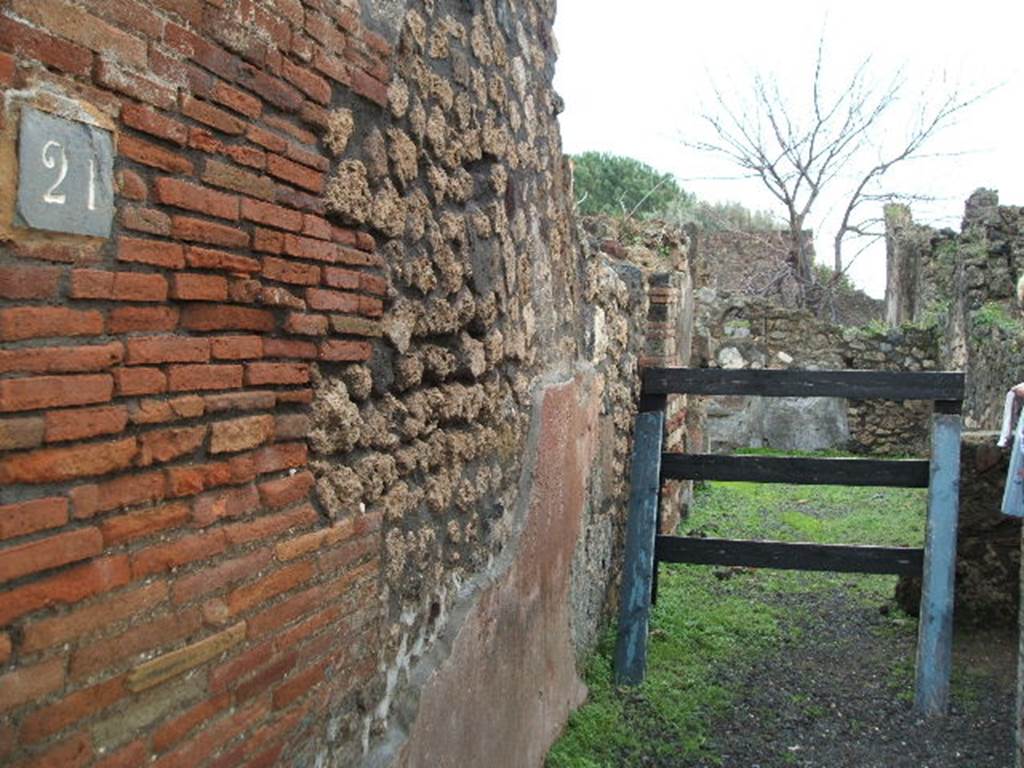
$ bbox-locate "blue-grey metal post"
[914,408,962,715]
[614,410,665,685]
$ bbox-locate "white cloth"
[997,386,1024,446]
[998,389,1016,447]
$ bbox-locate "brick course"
[0,0,389,764]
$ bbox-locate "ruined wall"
[581,215,698,531]
[693,292,937,456]
[0,1,670,766]
[885,189,1024,430]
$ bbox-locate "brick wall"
[0,2,392,765]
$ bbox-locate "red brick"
[319,339,372,362]
[0,343,122,376]
[254,227,285,254]
[203,158,277,201]
[168,364,243,391]
[0,632,9,664]
[321,266,361,290]
[151,695,268,768]
[268,154,325,192]
[152,693,230,752]
[0,657,64,713]
[189,125,224,154]
[233,652,296,704]
[165,462,230,498]
[70,470,166,519]
[70,608,202,680]
[225,143,266,169]
[0,264,61,300]
[222,503,317,547]
[120,134,194,174]
[172,216,250,248]
[19,676,127,744]
[138,425,208,465]
[70,269,168,302]
[0,307,104,342]
[336,244,379,267]
[108,306,180,333]
[10,0,146,66]
[209,414,275,454]
[247,124,288,154]
[9,732,93,768]
[120,205,172,236]
[185,246,261,273]
[0,527,102,584]
[211,335,263,360]
[262,340,317,361]
[164,21,238,77]
[181,304,275,331]
[121,103,188,145]
[100,502,190,546]
[273,660,324,709]
[275,389,312,405]
[245,362,310,386]
[253,442,307,474]
[303,214,332,240]
[22,580,167,654]
[360,295,384,317]
[0,438,137,485]
[155,177,240,220]
[0,555,130,626]
[0,498,68,542]
[282,57,332,105]
[118,236,186,269]
[114,366,168,395]
[240,198,304,231]
[258,471,315,509]
[286,140,330,172]
[351,68,388,107]
[95,59,176,109]
[305,287,359,313]
[191,484,259,527]
[228,561,314,616]
[182,95,245,134]
[261,256,321,285]
[204,391,277,413]
[284,234,336,262]
[171,272,230,301]
[237,65,304,112]
[172,547,272,605]
[283,312,328,336]
[129,395,205,425]
[0,374,113,413]
[130,530,228,578]
[117,169,148,201]
[45,405,128,442]
[211,79,262,117]
[361,273,388,295]
[0,16,93,76]
[79,0,163,38]
[126,336,210,365]
[0,416,44,451]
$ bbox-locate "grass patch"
[547,469,927,767]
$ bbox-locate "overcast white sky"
[553,1,1024,298]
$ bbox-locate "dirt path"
[692,588,1016,768]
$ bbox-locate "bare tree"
[692,34,980,305]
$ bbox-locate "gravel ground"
[690,588,1015,768]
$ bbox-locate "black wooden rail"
[614,366,965,717]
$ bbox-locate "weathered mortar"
[0,0,688,766]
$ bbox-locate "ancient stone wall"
[693,292,937,456]
[0,2,678,766]
[885,189,1024,430]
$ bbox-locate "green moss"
[972,301,1024,335]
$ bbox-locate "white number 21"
[40,140,100,210]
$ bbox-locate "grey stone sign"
[16,107,115,238]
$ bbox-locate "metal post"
[914,408,961,715]
[614,410,665,685]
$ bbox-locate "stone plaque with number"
[16,107,115,238]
